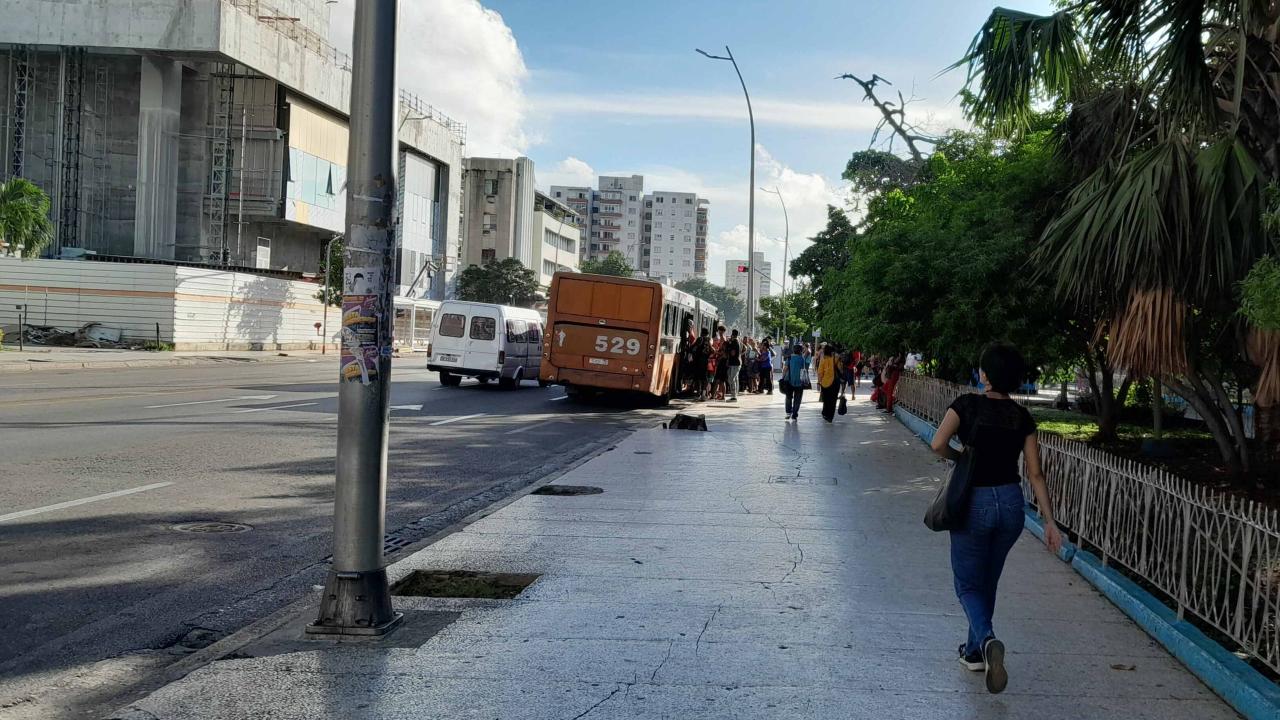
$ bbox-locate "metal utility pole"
[308,0,402,637]
[696,46,755,336]
[760,186,788,342]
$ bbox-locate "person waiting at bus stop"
[691,328,711,401]
[757,339,774,395]
[724,329,742,402]
[710,326,728,401]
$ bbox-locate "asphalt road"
[0,358,674,719]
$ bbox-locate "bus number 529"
[595,336,641,356]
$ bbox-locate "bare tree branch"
[836,73,938,164]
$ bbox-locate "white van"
[426,301,546,389]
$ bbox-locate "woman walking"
[758,339,774,395]
[783,343,808,420]
[929,343,1061,694]
[816,343,840,422]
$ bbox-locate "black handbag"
[924,407,980,532]
[837,396,848,415]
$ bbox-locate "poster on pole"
[340,263,385,384]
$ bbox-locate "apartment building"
[459,156,536,268]
[641,191,708,282]
[725,251,772,313]
[531,191,579,287]
[548,174,644,265]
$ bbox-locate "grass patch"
[1030,407,1213,443]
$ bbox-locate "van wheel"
[500,369,522,390]
[439,372,461,387]
[477,376,490,385]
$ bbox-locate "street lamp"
[759,186,788,343]
[696,45,756,337]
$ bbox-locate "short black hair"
[731,329,739,337]
[980,343,1026,394]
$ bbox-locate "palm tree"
[959,3,1280,477]
[0,178,53,259]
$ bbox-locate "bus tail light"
[426,342,432,358]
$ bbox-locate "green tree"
[821,127,1077,383]
[0,179,53,259]
[579,251,635,277]
[960,2,1280,476]
[788,206,855,313]
[673,277,744,329]
[315,236,344,307]
[1242,256,1280,331]
[456,258,542,306]
[757,291,812,341]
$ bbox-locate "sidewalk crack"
[648,639,676,683]
[694,604,722,657]
[568,684,625,720]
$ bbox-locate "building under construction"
[0,0,465,300]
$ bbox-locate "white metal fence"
[896,373,1280,674]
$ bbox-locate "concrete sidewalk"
[113,390,1238,719]
[0,347,335,373]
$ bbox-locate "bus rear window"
[439,313,465,337]
[470,316,497,340]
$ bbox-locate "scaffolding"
[207,63,234,264]
[8,44,32,178]
[86,60,112,250]
[58,47,85,253]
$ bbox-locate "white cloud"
[530,92,966,134]
[538,157,596,189]
[328,0,529,155]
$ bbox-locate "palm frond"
[1107,288,1190,375]
[956,8,1087,134]
[0,178,53,259]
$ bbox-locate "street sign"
[813,327,822,338]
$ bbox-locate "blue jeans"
[949,483,1025,656]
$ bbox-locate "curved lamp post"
[696,45,755,336]
[759,186,788,342]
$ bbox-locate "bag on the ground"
[924,417,979,532]
[837,396,848,415]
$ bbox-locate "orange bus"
[540,272,721,400]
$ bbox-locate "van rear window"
[439,313,465,337]
[470,316,496,340]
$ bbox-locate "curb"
[1069,549,1280,720]
[0,354,321,374]
[891,404,1280,720]
[1020,508,1077,563]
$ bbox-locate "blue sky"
[335,0,1058,284]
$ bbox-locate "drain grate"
[391,570,540,599]
[766,476,838,486]
[171,521,252,534]
[531,485,604,496]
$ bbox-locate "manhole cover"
[171,521,253,534]
[532,485,604,496]
[391,570,540,599]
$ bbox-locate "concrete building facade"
[725,251,772,315]
[548,174,644,266]
[641,191,708,283]
[459,156,535,269]
[0,0,465,300]
[531,191,579,288]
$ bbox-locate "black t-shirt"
[725,338,741,366]
[948,394,1037,487]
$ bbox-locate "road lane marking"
[146,394,277,409]
[0,482,174,523]
[550,395,568,401]
[391,404,424,411]
[429,413,487,426]
[231,402,318,414]
[509,420,559,435]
